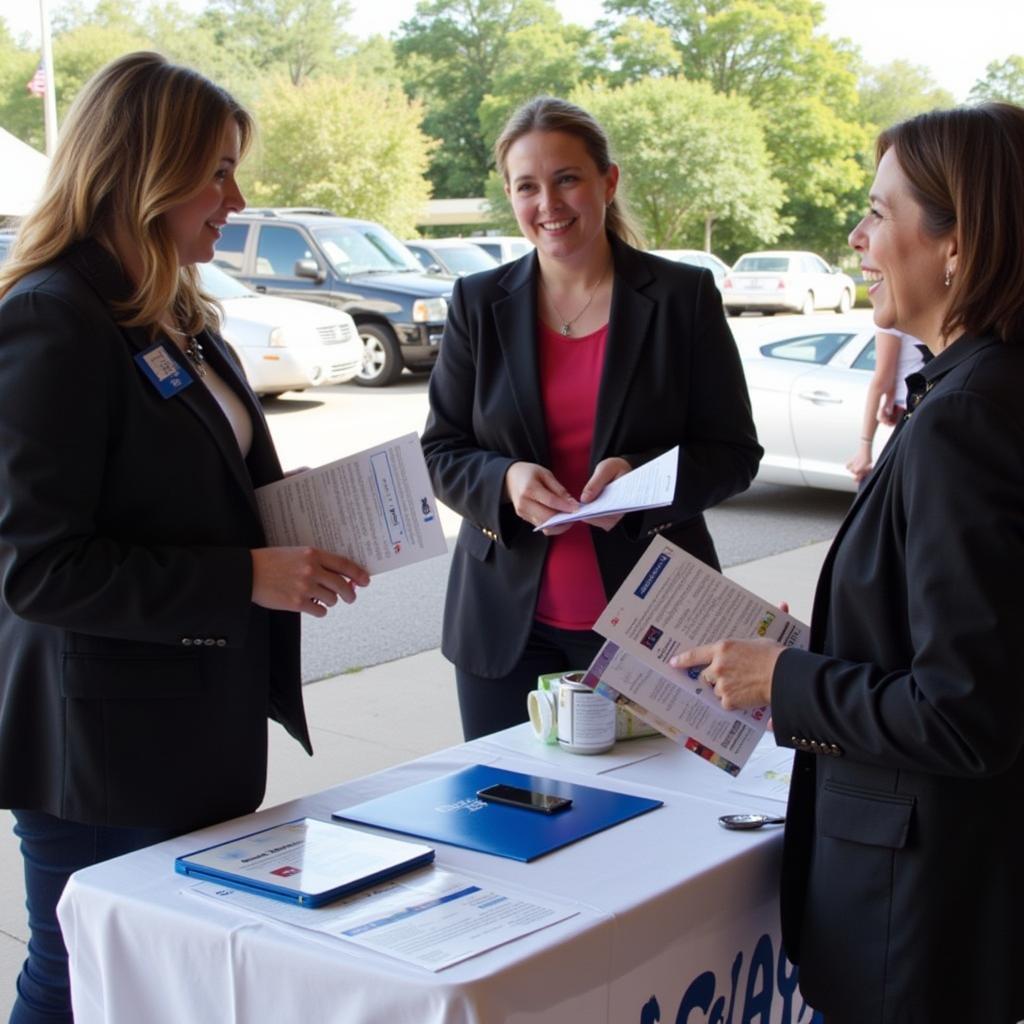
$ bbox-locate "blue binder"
[332,764,663,862]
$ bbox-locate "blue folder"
[332,764,663,862]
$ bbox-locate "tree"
[570,77,784,251]
[242,73,433,237]
[601,0,869,255]
[605,16,682,86]
[969,56,1024,105]
[395,0,582,198]
[0,20,47,151]
[208,0,354,85]
[858,60,954,132]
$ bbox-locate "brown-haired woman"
[0,52,368,1021]
[422,95,761,740]
[672,102,1024,1023]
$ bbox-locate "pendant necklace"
[542,264,609,336]
[183,336,207,377]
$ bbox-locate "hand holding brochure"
[175,818,435,907]
[582,538,808,775]
[535,447,678,531]
[255,432,447,574]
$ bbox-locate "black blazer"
[422,237,761,677]
[772,336,1024,1023]
[0,241,310,830]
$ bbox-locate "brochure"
[333,764,662,862]
[188,865,579,972]
[583,538,808,775]
[535,446,678,531]
[255,432,447,574]
[174,818,435,907]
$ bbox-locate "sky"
[4,0,1023,102]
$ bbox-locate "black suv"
[213,209,452,386]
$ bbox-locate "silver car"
[724,251,856,316]
[198,263,362,397]
[648,249,730,290]
[404,238,499,277]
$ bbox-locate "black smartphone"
[476,783,572,814]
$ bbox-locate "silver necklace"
[542,265,609,336]
[183,336,207,377]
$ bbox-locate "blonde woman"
[0,53,368,1021]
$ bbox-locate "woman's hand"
[251,547,370,617]
[670,638,785,711]
[578,457,632,531]
[846,444,873,483]
[504,461,579,534]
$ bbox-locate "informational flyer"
[188,866,578,971]
[536,447,678,531]
[583,539,808,775]
[255,432,447,574]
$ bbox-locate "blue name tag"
[134,344,194,398]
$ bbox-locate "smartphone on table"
[476,783,572,814]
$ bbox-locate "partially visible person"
[422,96,761,741]
[845,328,924,484]
[671,102,1024,1023]
[0,53,369,1023]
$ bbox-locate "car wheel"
[801,292,815,315]
[355,323,402,387]
[725,307,741,317]
[836,289,852,314]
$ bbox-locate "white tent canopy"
[0,127,49,218]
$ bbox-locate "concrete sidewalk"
[0,540,830,1019]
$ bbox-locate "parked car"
[466,236,533,264]
[0,229,15,262]
[736,326,886,492]
[213,209,452,387]
[648,249,729,290]
[198,263,362,397]
[723,251,856,316]
[405,238,499,277]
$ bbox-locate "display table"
[58,727,819,1024]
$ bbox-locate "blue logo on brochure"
[134,344,194,398]
[634,552,670,598]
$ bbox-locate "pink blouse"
[534,320,609,631]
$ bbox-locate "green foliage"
[605,16,682,86]
[571,77,784,251]
[969,55,1024,105]
[241,73,433,236]
[858,60,955,133]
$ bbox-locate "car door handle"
[797,390,843,404]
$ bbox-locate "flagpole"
[38,0,58,156]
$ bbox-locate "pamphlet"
[174,818,434,907]
[535,446,678,531]
[582,539,808,775]
[188,866,579,972]
[255,432,447,574]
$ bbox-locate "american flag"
[26,60,46,98]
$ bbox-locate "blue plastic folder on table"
[332,765,663,862]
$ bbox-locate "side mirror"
[426,263,444,275]
[295,258,325,283]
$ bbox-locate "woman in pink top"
[422,97,762,739]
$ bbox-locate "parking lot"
[266,309,866,680]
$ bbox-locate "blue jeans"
[9,810,181,1024]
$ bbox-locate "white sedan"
[198,263,362,397]
[736,326,890,492]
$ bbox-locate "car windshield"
[438,245,497,275]
[198,262,255,298]
[735,256,790,273]
[315,225,422,275]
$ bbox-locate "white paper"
[188,867,578,971]
[255,432,447,574]
[583,539,808,775]
[536,447,678,531]
[726,742,795,804]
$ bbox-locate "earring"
[944,266,952,287]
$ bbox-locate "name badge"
[134,343,194,398]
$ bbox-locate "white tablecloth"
[58,729,818,1024]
